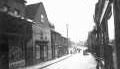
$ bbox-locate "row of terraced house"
[0,0,70,69]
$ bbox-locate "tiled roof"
[15,0,27,4]
[24,3,41,20]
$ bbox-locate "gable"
[25,2,50,27]
[34,3,49,24]
[25,3,40,20]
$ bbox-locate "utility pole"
[66,24,69,54]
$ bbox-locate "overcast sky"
[26,0,114,42]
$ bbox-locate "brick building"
[60,36,69,56]
[51,29,61,59]
[0,0,31,69]
[0,1,71,69]
[25,2,52,64]
[0,12,32,69]
[51,29,69,58]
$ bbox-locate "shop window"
[36,45,40,59]
[9,42,23,63]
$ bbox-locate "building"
[51,29,61,59]
[0,12,33,69]
[62,37,69,55]
[25,2,52,64]
[58,36,69,57]
[0,0,31,69]
[51,28,70,58]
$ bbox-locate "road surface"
[42,50,97,69]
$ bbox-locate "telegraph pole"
[66,24,69,54]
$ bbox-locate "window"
[8,8,20,17]
[40,36,43,39]
[41,14,45,22]
[0,5,9,12]
[45,36,47,40]
[41,14,44,19]
[14,9,20,16]
[40,31,43,39]
[36,45,40,59]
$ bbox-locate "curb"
[39,54,72,69]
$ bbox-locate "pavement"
[18,54,72,69]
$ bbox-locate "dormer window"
[14,9,20,16]
[0,5,9,12]
[8,8,20,17]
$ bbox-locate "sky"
[26,0,114,42]
[108,3,115,40]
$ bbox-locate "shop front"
[9,36,25,69]
[34,41,48,64]
[0,12,32,69]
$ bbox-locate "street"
[42,50,97,69]
[0,0,117,69]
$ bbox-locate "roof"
[24,2,41,20]
[15,0,27,4]
[51,29,61,36]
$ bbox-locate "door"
[0,36,8,69]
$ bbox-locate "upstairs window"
[0,5,9,12]
[41,14,45,22]
[40,30,43,39]
[45,36,47,40]
[8,8,20,17]
[14,9,20,16]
